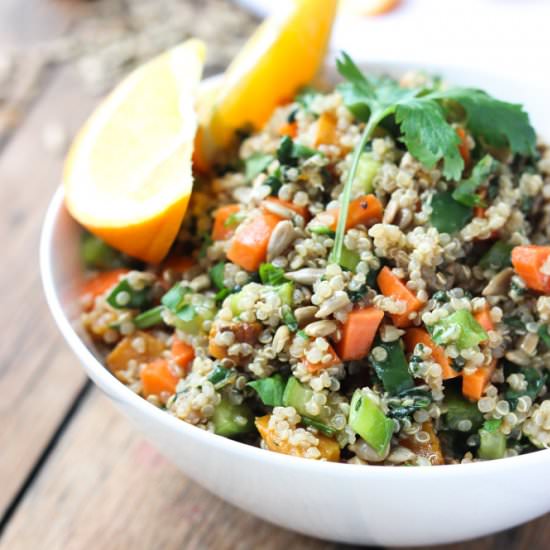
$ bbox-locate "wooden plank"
[0,67,99,517]
[0,389,336,550]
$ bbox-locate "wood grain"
[0,389,336,550]
[0,67,98,517]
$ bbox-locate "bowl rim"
[40,64,550,477]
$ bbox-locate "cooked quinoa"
[79,60,550,466]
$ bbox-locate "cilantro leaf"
[247,374,286,407]
[452,154,498,207]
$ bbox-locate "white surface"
[41,63,550,547]
[234,0,550,82]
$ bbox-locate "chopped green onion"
[309,225,335,237]
[479,241,513,271]
[209,262,226,290]
[106,279,151,310]
[212,398,254,437]
[277,135,319,166]
[244,152,274,182]
[444,391,484,432]
[429,191,473,234]
[277,282,294,306]
[161,284,190,312]
[247,374,286,407]
[224,211,246,228]
[259,263,287,286]
[175,304,197,323]
[354,152,380,193]
[478,419,506,460]
[430,309,488,350]
[133,306,164,329]
[265,175,282,196]
[208,365,231,386]
[339,246,360,272]
[369,339,414,395]
[301,416,335,436]
[281,305,298,332]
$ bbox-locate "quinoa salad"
[78,54,550,466]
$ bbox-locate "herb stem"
[331,109,389,265]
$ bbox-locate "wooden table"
[0,1,548,548]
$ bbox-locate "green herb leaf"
[452,155,498,207]
[259,263,287,286]
[264,175,282,196]
[277,135,319,166]
[161,284,191,312]
[209,262,226,290]
[208,365,231,386]
[244,152,274,182]
[247,374,286,407]
[106,279,151,310]
[176,304,197,323]
[430,191,473,233]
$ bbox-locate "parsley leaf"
[247,374,286,407]
[244,152,273,182]
[452,155,498,207]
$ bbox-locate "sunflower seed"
[304,320,338,338]
[482,268,514,296]
[294,306,318,326]
[267,220,295,261]
[315,291,351,318]
[284,268,324,285]
[262,200,295,219]
[272,325,290,354]
[519,332,539,356]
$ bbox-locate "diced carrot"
[81,268,129,305]
[261,196,310,220]
[400,421,445,465]
[314,194,383,231]
[403,328,459,380]
[212,204,241,241]
[226,211,282,271]
[462,359,497,401]
[255,415,340,461]
[336,306,384,361]
[306,344,341,374]
[161,256,194,273]
[377,267,423,328]
[278,121,298,138]
[106,331,165,372]
[511,245,550,293]
[474,305,494,332]
[313,112,338,147]
[456,127,471,167]
[140,358,179,397]
[171,338,195,372]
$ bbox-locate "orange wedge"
[199,0,338,161]
[64,39,205,263]
[342,0,401,16]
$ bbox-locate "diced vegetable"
[479,241,513,271]
[161,283,190,311]
[244,152,273,182]
[278,121,298,138]
[261,196,310,220]
[282,376,327,420]
[316,194,383,232]
[227,211,282,271]
[404,327,459,380]
[452,155,498,207]
[340,246,360,272]
[81,232,122,270]
[478,419,506,460]
[259,263,287,286]
[106,331,164,372]
[208,322,261,360]
[277,135,319,165]
[212,204,241,241]
[247,374,286,406]
[430,309,488,350]
[134,305,164,329]
[473,304,494,332]
[369,339,414,395]
[400,420,445,465]
[255,415,340,461]
[171,338,195,371]
[213,398,254,437]
[207,365,233,388]
[429,191,473,234]
[305,344,341,374]
[140,359,179,397]
[455,127,470,166]
[301,416,336,437]
[336,306,384,360]
[162,284,215,335]
[462,358,497,401]
[349,389,394,455]
[377,266,423,328]
[444,391,484,431]
[313,112,338,147]
[511,245,550,293]
[354,152,380,194]
[106,278,151,310]
[81,268,130,306]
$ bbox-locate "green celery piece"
[354,153,380,193]
[340,246,360,272]
[81,233,122,270]
[478,420,506,460]
[161,283,190,311]
[444,391,484,431]
[349,389,394,455]
[479,241,513,271]
[106,279,150,310]
[452,155,498,207]
[247,374,286,407]
[431,309,488,350]
[278,282,294,306]
[212,398,254,437]
[283,377,315,418]
[430,191,473,234]
[369,340,414,395]
[133,305,164,329]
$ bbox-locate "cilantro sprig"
[331,52,536,265]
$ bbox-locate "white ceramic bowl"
[41,60,550,546]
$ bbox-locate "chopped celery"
[230,291,243,316]
[277,281,294,306]
[247,374,286,407]
[106,279,150,310]
[354,152,380,193]
[369,340,414,395]
[429,191,473,234]
[282,377,313,418]
[212,398,254,437]
[479,241,513,271]
[162,284,214,335]
[430,309,488,350]
[133,306,164,329]
[340,246,360,272]
[444,391,484,432]
[349,389,394,455]
[478,420,506,460]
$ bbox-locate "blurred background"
[0,1,548,548]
